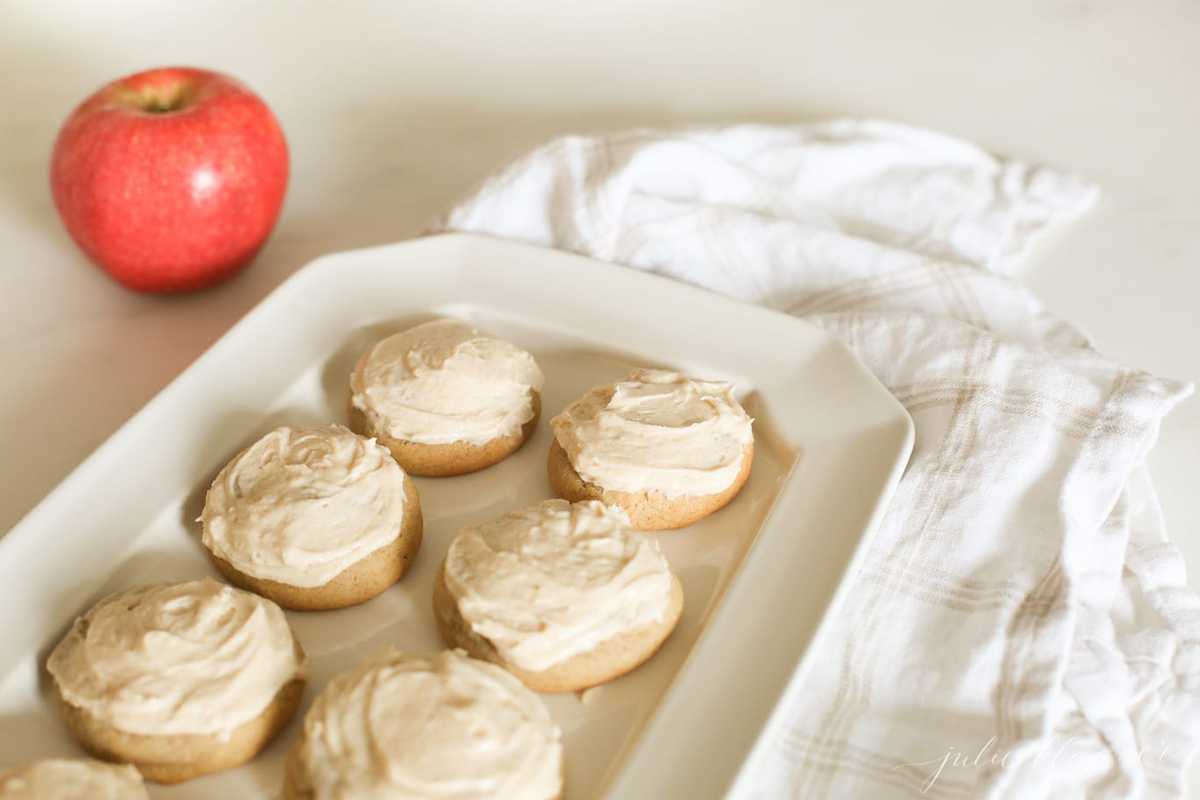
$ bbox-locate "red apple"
[50,66,289,293]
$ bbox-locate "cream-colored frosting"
[0,759,148,800]
[46,579,302,739]
[550,368,754,497]
[299,650,562,800]
[350,319,544,446]
[445,499,674,672]
[200,425,407,588]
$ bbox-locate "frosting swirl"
[550,369,754,497]
[298,650,562,800]
[0,759,148,799]
[201,425,407,588]
[445,499,674,672]
[350,319,544,446]
[46,579,302,738]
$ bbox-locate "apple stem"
[119,83,194,114]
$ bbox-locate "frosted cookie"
[549,369,754,530]
[435,499,683,693]
[0,758,148,799]
[46,579,305,784]
[349,319,544,476]
[200,425,422,610]
[283,650,562,800]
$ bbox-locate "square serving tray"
[0,233,912,799]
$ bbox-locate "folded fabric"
[440,120,1197,799]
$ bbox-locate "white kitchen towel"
[439,121,1198,799]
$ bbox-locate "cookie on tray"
[200,424,422,610]
[349,318,544,476]
[0,758,149,799]
[549,369,753,529]
[435,499,683,693]
[46,579,305,784]
[282,650,562,800]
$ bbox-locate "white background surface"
[2,1,1198,793]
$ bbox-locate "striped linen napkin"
[439,121,1197,799]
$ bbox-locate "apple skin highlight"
[50,66,289,293]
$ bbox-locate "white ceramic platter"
[0,233,912,799]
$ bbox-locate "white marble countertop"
[3,0,1198,793]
